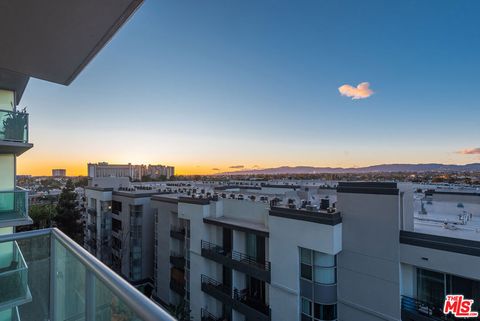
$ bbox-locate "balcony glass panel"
[0,190,28,222]
[0,110,28,143]
[0,229,174,321]
[0,241,29,310]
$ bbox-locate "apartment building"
[84,184,160,292]
[0,2,174,321]
[147,165,175,180]
[51,169,66,177]
[88,162,175,181]
[148,181,480,321]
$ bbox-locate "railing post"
[50,235,57,321]
[85,269,96,321]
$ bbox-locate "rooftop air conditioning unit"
[306,205,318,212]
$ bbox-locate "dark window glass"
[301,297,312,316]
[301,263,312,280]
[417,268,445,307]
[112,200,122,214]
[314,304,337,320]
[112,218,122,232]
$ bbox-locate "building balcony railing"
[201,274,232,304]
[233,288,270,321]
[201,308,228,321]
[170,226,186,241]
[0,228,175,321]
[0,189,30,227]
[169,251,185,269]
[169,278,185,297]
[0,241,31,311]
[0,109,28,143]
[401,295,452,320]
[201,240,271,282]
[201,275,270,321]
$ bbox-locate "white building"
[88,162,175,181]
[149,181,480,321]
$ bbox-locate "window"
[301,297,312,316]
[314,303,337,320]
[417,268,445,307]
[301,263,313,280]
[314,266,336,284]
[301,248,313,280]
[300,248,336,283]
[314,252,335,267]
[112,218,122,232]
[301,248,312,264]
[313,252,336,285]
[112,200,122,214]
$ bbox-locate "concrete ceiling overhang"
[0,68,29,103]
[0,0,143,87]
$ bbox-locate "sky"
[17,0,480,176]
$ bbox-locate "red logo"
[443,295,478,318]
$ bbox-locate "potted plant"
[1,105,27,141]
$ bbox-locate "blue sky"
[19,0,480,175]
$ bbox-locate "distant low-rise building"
[52,168,66,177]
[88,162,175,181]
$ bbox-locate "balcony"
[169,251,185,269]
[0,109,32,156]
[200,275,232,304]
[0,228,175,321]
[0,189,31,228]
[201,275,269,321]
[233,288,270,321]
[201,241,271,282]
[401,295,451,321]
[170,227,186,241]
[201,308,228,321]
[0,241,31,311]
[170,278,185,297]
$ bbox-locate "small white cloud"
[338,82,374,100]
[457,148,480,155]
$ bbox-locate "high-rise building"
[88,162,175,181]
[52,169,66,177]
[0,2,173,321]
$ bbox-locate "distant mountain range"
[217,163,480,175]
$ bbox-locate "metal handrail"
[201,240,271,271]
[201,308,224,321]
[0,228,176,321]
[201,274,231,295]
[401,295,450,320]
[233,288,270,316]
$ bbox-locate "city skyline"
[16,0,480,176]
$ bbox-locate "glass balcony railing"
[0,110,28,143]
[0,228,175,321]
[0,190,29,224]
[0,241,30,311]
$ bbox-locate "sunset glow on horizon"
[15,1,480,176]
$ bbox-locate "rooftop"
[413,196,480,241]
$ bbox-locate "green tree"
[167,300,191,321]
[55,179,82,243]
[29,204,56,229]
